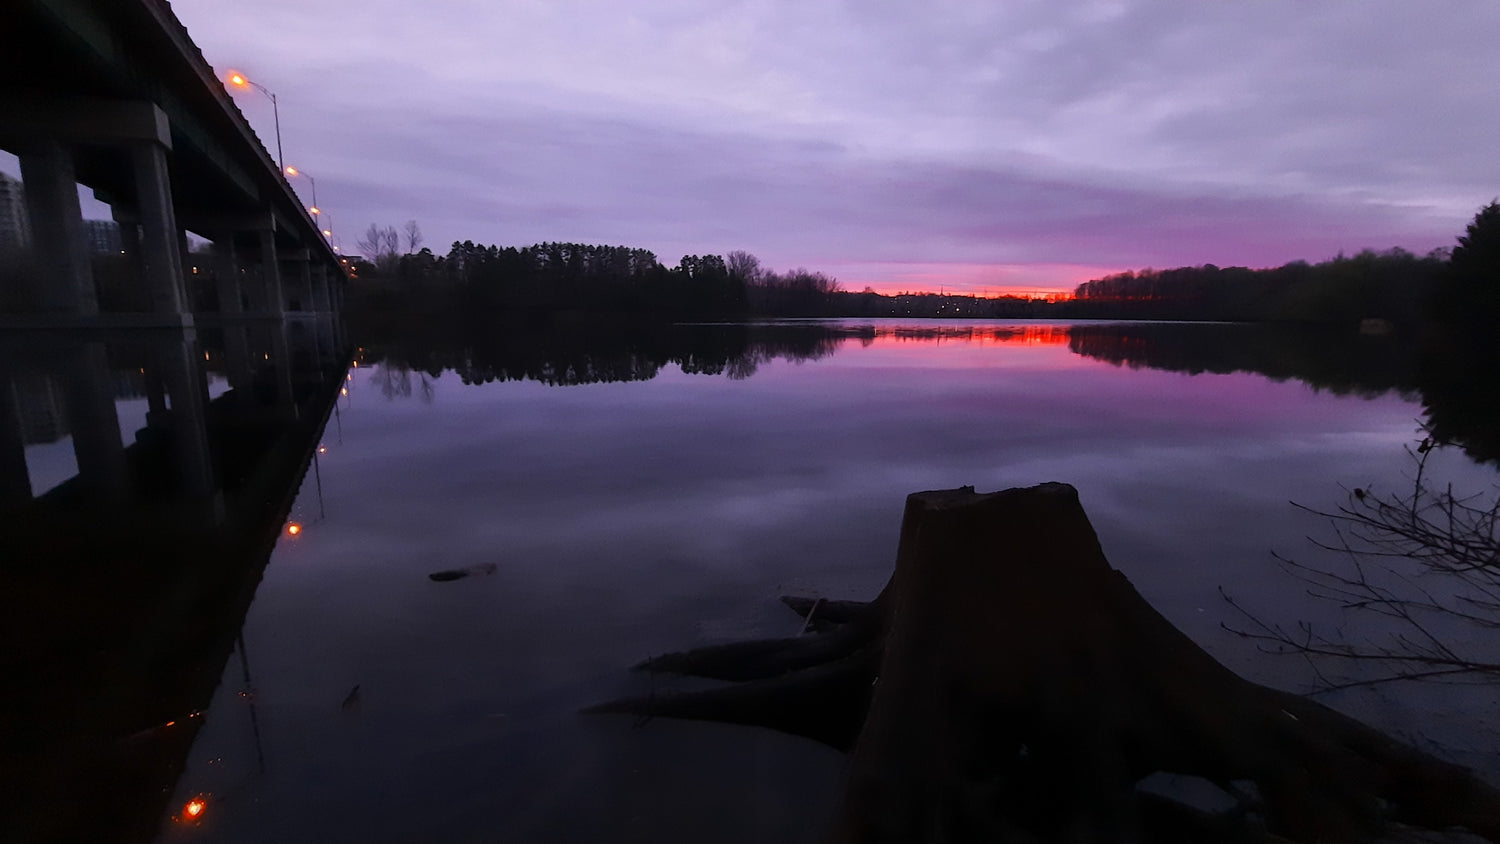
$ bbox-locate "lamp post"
[226,71,283,172]
[284,165,318,218]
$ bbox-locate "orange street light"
[225,70,284,173]
[285,165,319,214]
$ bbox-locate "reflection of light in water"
[340,387,348,396]
[318,445,327,454]
[180,796,207,823]
[287,523,302,536]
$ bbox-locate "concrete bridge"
[0,0,346,327]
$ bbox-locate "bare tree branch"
[1223,431,1500,690]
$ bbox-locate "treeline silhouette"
[350,202,1500,331]
[1066,248,1448,324]
[358,241,747,317]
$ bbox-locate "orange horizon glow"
[816,260,1115,298]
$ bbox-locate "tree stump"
[590,484,1500,842]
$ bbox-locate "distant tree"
[382,227,400,265]
[358,223,402,274]
[403,220,424,254]
[726,250,763,285]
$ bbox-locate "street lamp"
[284,165,318,217]
[226,70,283,172]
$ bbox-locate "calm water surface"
[19,319,1492,843]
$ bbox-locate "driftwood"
[589,483,1500,842]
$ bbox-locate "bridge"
[0,0,346,327]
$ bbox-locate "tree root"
[590,483,1500,842]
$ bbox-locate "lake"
[2,318,1495,842]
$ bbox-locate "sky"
[165,0,1500,295]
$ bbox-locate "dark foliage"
[1067,249,1448,324]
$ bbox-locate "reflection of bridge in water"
[0,325,349,842]
[1,0,354,839]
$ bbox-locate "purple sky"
[171,1,1499,294]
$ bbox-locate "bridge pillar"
[297,256,315,312]
[221,323,253,395]
[111,206,145,309]
[269,322,298,418]
[131,143,190,321]
[0,369,32,507]
[311,263,332,312]
[60,342,127,500]
[154,332,216,501]
[279,248,315,311]
[258,228,285,318]
[212,235,245,315]
[212,235,244,314]
[17,141,98,316]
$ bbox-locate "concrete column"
[297,257,315,312]
[155,332,216,500]
[314,313,337,369]
[269,321,298,418]
[311,263,332,312]
[213,235,244,316]
[144,367,167,417]
[60,342,127,499]
[222,322,253,394]
[258,228,284,317]
[0,372,32,506]
[131,142,188,319]
[18,140,97,315]
[111,206,142,269]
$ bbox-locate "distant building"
[0,171,29,253]
[10,373,68,445]
[82,219,123,254]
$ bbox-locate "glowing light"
[284,165,299,176]
[287,523,302,536]
[228,72,247,87]
[346,373,353,380]
[340,387,349,396]
[322,229,332,237]
[318,446,327,454]
[309,206,320,215]
[180,796,208,823]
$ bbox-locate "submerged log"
[590,483,1500,842]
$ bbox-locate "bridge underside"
[0,0,346,328]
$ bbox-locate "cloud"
[175,0,1500,291]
